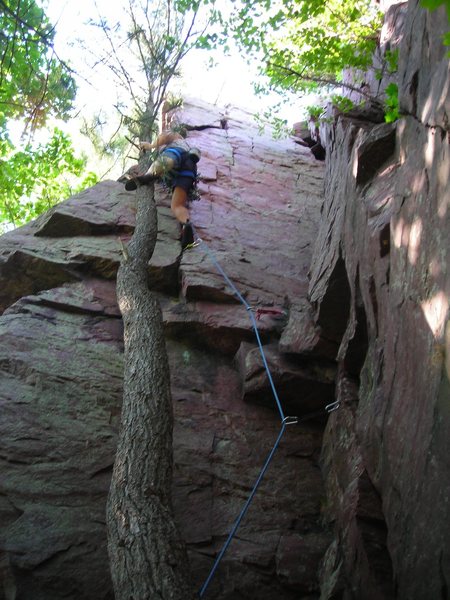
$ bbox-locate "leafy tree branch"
[0,0,98,229]
[0,0,76,132]
[192,0,387,116]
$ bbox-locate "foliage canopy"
[0,0,97,230]
[197,0,382,93]
[0,0,76,133]
[0,129,97,230]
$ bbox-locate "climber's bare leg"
[171,186,190,224]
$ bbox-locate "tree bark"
[107,183,195,599]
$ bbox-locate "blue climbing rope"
[189,224,338,598]
[199,421,288,598]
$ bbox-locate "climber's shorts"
[172,174,195,192]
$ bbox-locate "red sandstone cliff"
[0,1,449,598]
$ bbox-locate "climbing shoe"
[122,172,158,191]
[181,221,194,250]
[136,173,158,185]
[124,177,138,191]
[118,166,139,189]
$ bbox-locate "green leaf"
[384,83,399,122]
[420,0,445,10]
[0,0,76,135]
[0,129,98,229]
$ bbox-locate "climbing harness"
[163,148,193,177]
[157,145,200,202]
[163,146,184,163]
[189,224,340,598]
[162,146,197,179]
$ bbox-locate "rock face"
[312,2,450,599]
[0,2,449,599]
[0,101,330,600]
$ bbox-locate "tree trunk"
[107,183,195,599]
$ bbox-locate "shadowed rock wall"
[313,2,450,598]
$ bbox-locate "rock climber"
[121,130,201,250]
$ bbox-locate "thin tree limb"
[267,61,384,104]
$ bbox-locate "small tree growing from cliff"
[101,1,207,597]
